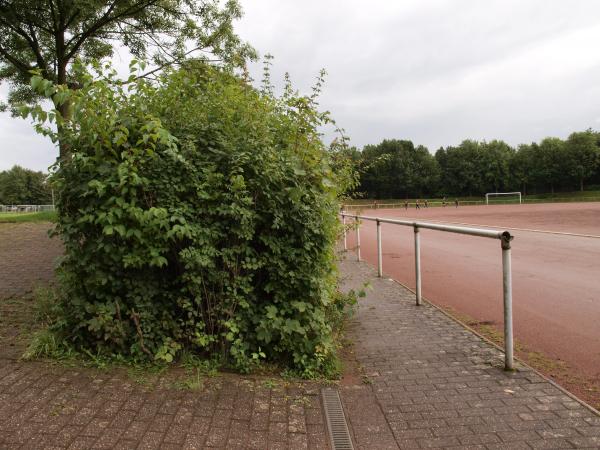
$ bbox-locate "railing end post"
[414,225,422,306]
[501,231,513,250]
[376,218,382,277]
[355,215,361,262]
[501,230,514,372]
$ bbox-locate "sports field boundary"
[343,196,600,209]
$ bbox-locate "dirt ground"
[0,223,63,359]
[345,202,600,409]
[0,222,63,299]
[0,222,334,449]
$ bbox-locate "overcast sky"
[2,0,600,171]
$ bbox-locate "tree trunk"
[55,23,71,163]
[580,178,584,192]
[55,100,72,163]
[55,56,71,162]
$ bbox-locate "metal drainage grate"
[321,388,354,450]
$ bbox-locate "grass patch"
[522,190,600,200]
[0,286,62,358]
[262,379,279,389]
[171,368,205,390]
[0,211,57,223]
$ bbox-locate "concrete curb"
[387,273,600,419]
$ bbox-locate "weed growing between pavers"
[22,60,359,379]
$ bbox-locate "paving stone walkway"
[0,360,329,449]
[2,222,600,449]
[338,252,600,449]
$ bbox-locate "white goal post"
[485,192,522,205]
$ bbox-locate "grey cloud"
[236,0,600,151]
[2,0,600,170]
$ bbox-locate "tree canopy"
[0,0,255,159]
[360,139,439,199]
[356,131,600,199]
[0,165,52,204]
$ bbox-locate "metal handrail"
[341,212,515,371]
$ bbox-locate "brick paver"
[338,252,600,449]
[0,360,330,449]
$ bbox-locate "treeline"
[0,166,52,204]
[355,130,600,198]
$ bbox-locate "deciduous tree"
[360,139,439,198]
[0,165,51,204]
[537,137,566,193]
[0,0,254,159]
[565,130,599,191]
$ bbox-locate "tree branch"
[130,46,218,82]
[65,0,161,61]
[0,17,49,76]
[47,0,58,32]
[0,44,33,74]
[26,23,49,75]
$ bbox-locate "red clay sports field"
[343,202,600,383]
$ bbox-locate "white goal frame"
[485,192,522,205]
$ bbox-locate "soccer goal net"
[485,192,522,205]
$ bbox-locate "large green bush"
[28,62,352,376]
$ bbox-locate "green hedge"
[28,63,351,376]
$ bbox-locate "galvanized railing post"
[414,225,422,306]
[376,219,383,277]
[342,215,347,251]
[340,213,516,364]
[355,215,361,262]
[501,232,514,370]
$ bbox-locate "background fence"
[0,204,55,213]
[343,196,600,210]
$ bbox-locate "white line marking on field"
[384,217,600,239]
